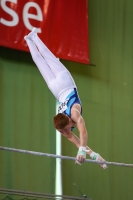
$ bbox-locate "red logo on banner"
[0,0,89,64]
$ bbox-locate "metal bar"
[0,188,90,200]
[0,146,133,168]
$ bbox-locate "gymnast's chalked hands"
[90,151,107,169]
[75,146,87,164]
[75,148,108,169]
[76,154,86,164]
[96,155,107,169]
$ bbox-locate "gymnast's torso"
[58,88,82,130]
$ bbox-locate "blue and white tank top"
[58,88,82,130]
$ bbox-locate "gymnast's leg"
[27,28,68,76]
[25,28,77,99]
[24,37,57,92]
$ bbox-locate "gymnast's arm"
[71,104,88,147]
[65,132,92,155]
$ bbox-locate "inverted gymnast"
[24,28,107,169]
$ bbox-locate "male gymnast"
[24,28,107,169]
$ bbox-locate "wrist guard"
[90,151,100,160]
[77,146,87,158]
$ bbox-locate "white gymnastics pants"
[25,35,76,100]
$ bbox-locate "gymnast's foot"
[28,27,37,40]
[24,35,31,41]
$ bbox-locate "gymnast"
[24,28,107,168]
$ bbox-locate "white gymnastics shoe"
[24,35,30,41]
[28,27,37,40]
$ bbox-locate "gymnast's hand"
[76,154,86,164]
[90,151,107,169]
[97,155,107,169]
[75,146,87,164]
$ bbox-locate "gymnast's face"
[57,123,72,136]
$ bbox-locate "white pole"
[55,58,62,196]
[55,98,62,196]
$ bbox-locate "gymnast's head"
[53,113,72,135]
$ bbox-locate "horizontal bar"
[0,188,91,200]
[0,146,133,168]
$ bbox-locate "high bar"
[0,146,133,168]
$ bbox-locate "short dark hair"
[53,113,69,129]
